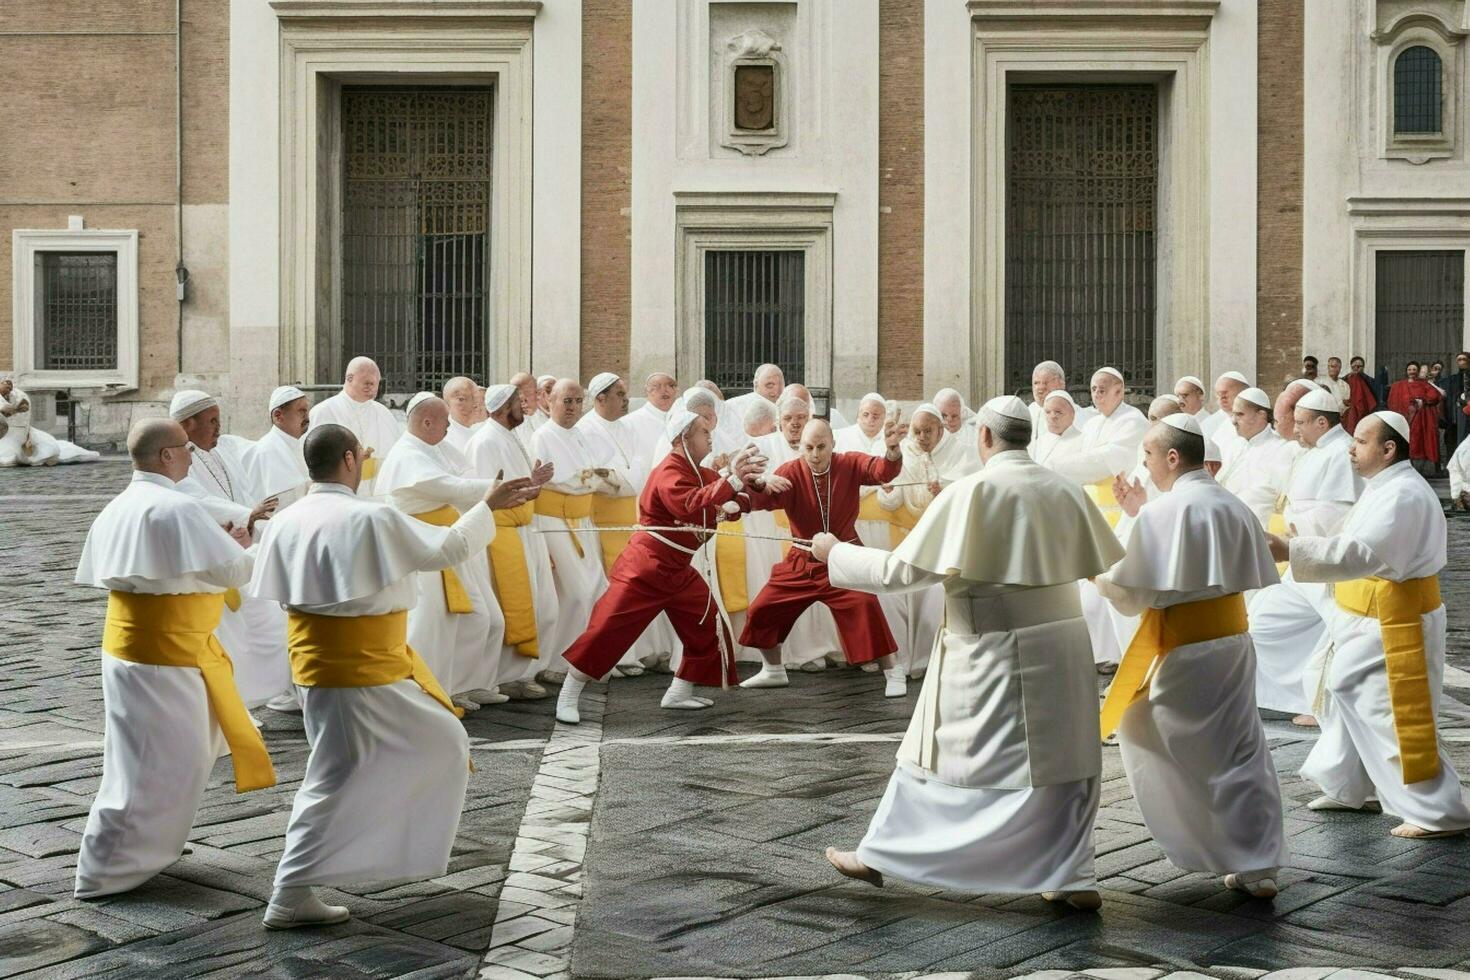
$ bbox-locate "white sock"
[666,678,695,701]
[557,675,587,709]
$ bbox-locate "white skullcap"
[1162,412,1204,436]
[1216,370,1250,386]
[1043,389,1077,408]
[268,385,306,413]
[911,402,942,423]
[1368,410,1410,441]
[406,391,436,416]
[665,408,701,444]
[1287,378,1319,395]
[169,389,217,421]
[932,387,965,405]
[536,374,555,386]
[858,391,885,408]
[1094,366,1125,384]
[981,394,1031,421]
[682,386,717,411]
[1175,375,1205,394]
[587,372,620,398]
[1236,387,1271,410]
[1298,387,1342,413]
[1204,435,1222,463]
[484,383,516,413]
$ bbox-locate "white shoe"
[661,694,711,710]
[1307,795,1381,813]
[464,689,510,705]
[537,670,567,686]
[265,693,302,713]
[555,702,581,725]
[451,695,481,712]
[883,669,907,698]
[859,662,880,673]
[798,659,827,673]
[740,667,789,689]
[262,888,351,930]
[1223,871,1278,899]
[616,663,645,677]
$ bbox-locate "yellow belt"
[1267,512,1289,574]
[102,592,276,793]
[412,506,474,614]
[1099,592,1248,739]
[889,505,919,549]
[1335,575,1442,784]
[490,501,538,657]
[535,488,595,558]
[590,495,638,575]
[286,610,461,718]
[1086,479,1122,528]
[715,518,750,614]
[857,494,891,524]
[361,456,379,481]
[773,510,793,557]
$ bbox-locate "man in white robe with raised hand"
[1267,411,1470,839]
[1096,414,1287,898]
[377,393,512,711]
[308,356,401,498]
[245,387,313,513]
[818,396,1123,909]
[250,423,535,928]
[74,419,273,899]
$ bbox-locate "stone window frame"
[720,28,789,156]
[10,227,139,392]
[1372,12,1465,164]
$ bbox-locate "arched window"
[1394,45,1443,134]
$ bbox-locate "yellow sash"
[1267,512,1289,575]
[412,506,474,614]
[715,518,750,614]
[773,510,793,557]
[889,504,920,549]
[535,489,595,558]
[1086,479,1122,528]
[490,501,538,657]
[1335,575,1442,784]
[857,493,891,526]
[1099,593,1248,739]
[361,456,379,481]
[223,588,242,612]
[286,610,461,718]
[102,592,276,793]
[590,495,637,575]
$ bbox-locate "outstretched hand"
[883,413,904,453]
[1114,475,1147,518]
[1265,531,1290,563]
[486,476,537,510]
[529,458,554,486]
[763,474,793,494]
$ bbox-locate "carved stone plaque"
[733,64,775,131]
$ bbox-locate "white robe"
[1028,424,1082,469]
[308,392,401,498]
[1216,426,1293,529]
[73,472,254,898]
[1449,435,1470,499]
[876,438,945,675]
[377,432,504,697]
[1095,470,1288,874]
[828,450,1124,893]
[1249,425,1362,713]
[245,425,311,511]
[1202,407,1245,461]
[514,409,550,454]
[177,445,291,707]
[444,417,480,456]
[464,420,560,686]
[1028,399,1097,448]
[250,483,491,888]
[1288,461,1470,830]
[1051,403,1149,488]
[528,421,611,672]
[0,386,100,465]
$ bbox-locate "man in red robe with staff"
[1387,360,1444,475]
[739,415,910,698]
[553,410,790,724]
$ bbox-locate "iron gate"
[703,249,806,394]
[340,87,493,393]
[1375,249,1465,375]
[1005,84,1158,402]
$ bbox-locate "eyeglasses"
[159,443,192,454]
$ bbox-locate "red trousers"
[561,539,737,687]
[738,558,896,665]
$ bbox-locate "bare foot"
[825,847,883,887]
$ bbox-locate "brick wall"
[877,0,925,399]
[580,0,633,381]
[1256,0,1305,392]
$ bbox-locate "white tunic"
[1028,399,1097,448]
[73,472,254,898]
[250,483,491,888]
[1095,470,1288,875]
[1449,436,1470,499]
[245,425,311,511]
[1288,461,1470,830]
[444,417,481,456]
[464,420,560,686]
[1051,403,1148,486]
[1028,425,1082,469]
[1202,408,1245,461]
[1216,426,1292,529]
[376,432,504,697]
[828,451,1124,893]
[876,437,945,674]
[308,392,401,498]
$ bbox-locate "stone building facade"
[2,0,1467,446]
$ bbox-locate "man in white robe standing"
[442,376,483,454]
[1249,387,1362,720]
[725,363,785,424]
[377,394,512,710]
[465,384,558,700]
[1267,411,1470,838]
[250,423,535,928]
[1026,361,1097,446]
[932,388,982,477]
[74,419,273,898]
[308,356,401,498]
[623,372,680,464]
[1173,376,1212,427]
[1203,371,1250,456]
[1050,367,1147,528]
[245,387,313,513]
[1029,389,1083,469]
[1097,414,1287,898]
[818,396,1123,909]
[529,379,614,684]
[507,372,539,451]
[876,405,947,676]
[1216,387,1292,528]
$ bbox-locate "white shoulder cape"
[76,477,243,585]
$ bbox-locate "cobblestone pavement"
[3,460,1470,980]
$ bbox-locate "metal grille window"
[1394,45,1443,135]
[35,252,119,371]
[341,87,493,393]
[1375,250,1464,377]
[1004,85,1158,403]
[704,250,805,394]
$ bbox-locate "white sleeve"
[826,541,948,596]
[1092,570,1159,617]
[1450,440,1470,498]
[415,474,494,512]
[175,477,253,528]
[197,547,257,589]
[1288,534,1385,584]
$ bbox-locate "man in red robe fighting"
[1387,360,1444,475]
[738,414,909,698]
[554,410,789,724]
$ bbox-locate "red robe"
[1387,379,1443,463]
[1343,372,1376,434]
[561,451,746,686]
[740,451,902,663]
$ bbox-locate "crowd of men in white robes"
[65,351,1470,928]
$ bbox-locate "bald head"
[754,364,785,401]
[549,379,584,428]
[343,356,381,402]
[409,395,450,446]
[442,377,478,426]
[799,418,835,474]
[128,418,192,481]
